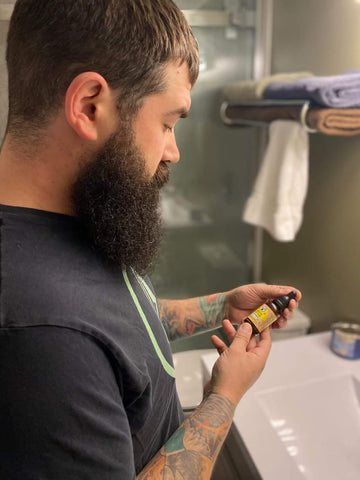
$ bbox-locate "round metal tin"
[330,322,360,360]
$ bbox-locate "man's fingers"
[246,333,257,351]
[255,327,272,358]
[231,322,252,350]
[257,285,302,303]
[211,335,227,355]
[222,319,237,344]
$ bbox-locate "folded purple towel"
[263,70,360,108]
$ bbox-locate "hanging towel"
[264,70,360,108]
[243,120,309,242]
[222,72,314,102]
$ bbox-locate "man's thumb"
[234,322,252,347]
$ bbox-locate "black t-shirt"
[0,205,183,479]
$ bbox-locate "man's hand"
[208,321,271,405]
[225,283,302,330]
[159,283,301,342]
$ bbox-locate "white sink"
[257,374,360,479]
[173,349,214,410]
[201,332,360,480]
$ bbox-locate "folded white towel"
[243,120,309,242]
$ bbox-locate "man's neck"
[0,136,76,216]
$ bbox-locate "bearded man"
[0,1,300,479]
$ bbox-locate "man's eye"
[164,125,173,133]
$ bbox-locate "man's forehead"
[164,61,192,91]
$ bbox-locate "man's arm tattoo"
[137,394,235,479]
[199,293,227,329]
[159,294,226,341]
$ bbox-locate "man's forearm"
[137,393,235,480]
[159,294,227,341]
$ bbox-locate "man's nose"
[162,133,180,164]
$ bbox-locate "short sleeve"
[0,326,136,480]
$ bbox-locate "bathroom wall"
[262,0,360,331]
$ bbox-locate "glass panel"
[151,0,259,298]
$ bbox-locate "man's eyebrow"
[165,108,189,119]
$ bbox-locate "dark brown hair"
[6,0,199,136]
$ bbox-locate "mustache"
[152,161,170,188]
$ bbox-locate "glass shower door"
[151,0,259,301]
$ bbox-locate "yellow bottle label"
[247,304,278,332]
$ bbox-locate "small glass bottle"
[245,291,296,334]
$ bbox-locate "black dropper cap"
[272,291,296,313]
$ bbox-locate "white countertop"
[201,332,360,480]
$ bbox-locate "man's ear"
[65,72,115,142]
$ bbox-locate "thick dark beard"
[71,130,170,275]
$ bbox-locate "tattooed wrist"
[199,293,227,329]
[159,294,227,341]
[158,292,228,342]
[191,393,235,435]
